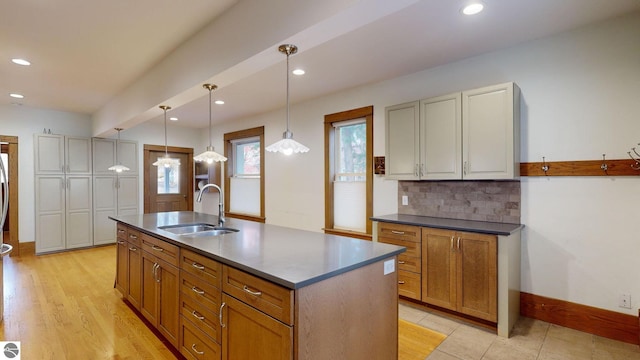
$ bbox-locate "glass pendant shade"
[195,84,227,163]
[108,128,130,172]
[265,130,309,155]
[153,105,181,167]
[266,44,309,155]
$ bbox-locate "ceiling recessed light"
[9,93,24,99]
[169,117,178,121]
[292,69,305,76]
[462,3,484,15]
[214,100,225,105]
[11,58,31,66]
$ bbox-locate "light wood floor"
[0,245,178,360]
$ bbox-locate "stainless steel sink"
[158,223,239,236]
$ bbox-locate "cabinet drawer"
[117,223,128,241]
[377,223,420,242]
[222,266,293,325]
[379,237,421,258]
[181,316,221,360]
[181,271,222,311]
[398,255,421,274]
[127,228,141,247]
[398,270,421,300]
[181,292,221,344]
[141,233,179,266]
[181,249,222,289]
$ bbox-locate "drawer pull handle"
[192,262,205,270]
[219,302,226,328]
[151,245,164,252]
[129,247,137,252]
[457,237,461,251]
[450,236,455,252]
[118,229,125,234]
[243,285,262,296]
[191,310,205,321]
[129,234,137,239]
[191,344,204,355]
[191,286,205,295]
[391,230,405,235]
[398,260,405,264]
[117,240,125,245]
[398,281,405,285]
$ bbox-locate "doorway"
[143,145,194,213]
[0,135,19,256]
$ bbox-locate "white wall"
[208,12,640,314]
[0,104,92,242]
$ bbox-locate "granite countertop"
[110,211,405,290]
[371,214,523,236]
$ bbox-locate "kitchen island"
[111,211,405,360]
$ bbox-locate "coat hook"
[628,151,640,170]
[600,154,608,172]
[541,156,549,175]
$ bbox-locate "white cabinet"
[385,82,520,180]
[35,134,93,253]
[35,134,91,175]
[385,101,420,179]
[462,83,520,180]
[92,138,138,175]
[92,138,139,245]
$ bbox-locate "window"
[324,106,373,239]
[224,127,265,222]
[157,161,180,194]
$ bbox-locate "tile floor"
[399,303,640,360]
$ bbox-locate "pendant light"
[108,128,130,173]
[265,44,309,155]
[152,105,181,168]
[194,84,227,163]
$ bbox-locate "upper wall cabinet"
[385,82,520,180]
[92,138,139,175]
[35,134,92,175]
[385,101,420,180]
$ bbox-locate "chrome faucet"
[197,183,225,227]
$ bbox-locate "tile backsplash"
[398,181,521,224]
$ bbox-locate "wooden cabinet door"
[456,232,497,322]
[422,228,456,311]
[421,93,462,180]
[141,251,159,326]
[385,101,420,180]
[115,239,128,296]
[157,259,180,348]
[127,244,142,310]
[221,294,292,360]
[462,82,519,179]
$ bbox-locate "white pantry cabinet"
[92,138,139,245]
[385,82,520,180]
[34,134,93,253]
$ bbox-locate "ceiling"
[2,0,640,131]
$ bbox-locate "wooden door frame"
[0,135,19,256]
[143,145,194,213]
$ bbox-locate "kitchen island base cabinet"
[141,251,180,348]
[222,294,292,360]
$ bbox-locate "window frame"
[324,106,373,240]
[224,126,265,223]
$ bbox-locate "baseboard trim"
[19,241,35,256]
[520,292,639,345]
